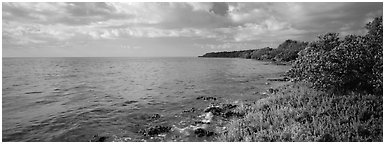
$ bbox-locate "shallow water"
[2,57,290,141]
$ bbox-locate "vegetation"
[289,17,383,95]
[274,40,308,61]
[199,49,256,58]
[219,83,382,142]
[216,17,383,142]
[199,40,307,62]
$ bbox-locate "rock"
[90,134,109,142]
[195,121,210,125]
[194,128,215,137]
[141,125,172,136]
[267,88,279,94]
[203,103,239,117]
[204,106,222,116]
[259,104,270,112]
[267,77,290,82]
[221,104,237,110]
[124,100,138,104]
[183,107,196,113]
[261,92,268,95]
[202,112,214,123]
[222,111,244,118]
[196,96,217,101]
[150,114,161,120]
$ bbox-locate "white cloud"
[2,2,383,57]
[196,42,255,51]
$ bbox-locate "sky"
[2,2,383,57]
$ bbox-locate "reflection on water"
[2,57,289,141]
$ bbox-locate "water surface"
[2,57,290,141]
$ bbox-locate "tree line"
[199,39,308,62]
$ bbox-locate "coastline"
[115,56,382,142]
[109,60,293,142]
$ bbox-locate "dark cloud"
[65,2,115,17]
[2,2,133,26]
[290,3,383,30]
[2,2,383,57]
[210,2,229,16]
[149,3,233,29]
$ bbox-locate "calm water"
[2,57,290,141]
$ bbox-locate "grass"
[218,82,383,142]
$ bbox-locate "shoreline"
[109,66,292,142]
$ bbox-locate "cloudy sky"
[3,2,383,57]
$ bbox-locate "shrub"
[274,40,308,62]
[289,17,383,94]
[250,47,275,60]
[218,83,383,142]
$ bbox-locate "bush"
[274,40,308,62]
[218,83,383,142]
[250,47,275,60]
[289,17,383,94]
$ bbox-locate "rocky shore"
[108,75,290,142]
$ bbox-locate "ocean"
[2,57,290,141]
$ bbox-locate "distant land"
[199,39,308,63]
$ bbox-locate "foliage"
[250,47,275,60]
[200,40,307,62]
[218,83,383,142]
[274,40,308,62]
[289,17,383,94]
[365,17,383,94]
[199,49,255,58]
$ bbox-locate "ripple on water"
[24,91,43,94]
[2,57,290,142]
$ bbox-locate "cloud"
[210,2,229,16]
[2,2,383,57]
[2,2,133,26]
[196,42,255,51]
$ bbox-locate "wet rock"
[196,96,217,101]
[25,91,43,94]
[267,88,279,94]
[260,104,270,111]
[204,106,222,116]
[201,112,214,124]
[150,114,161,120]
[267,77,290,82]
[204,104,239,117]
[261,92,268,95]
[194,128,215,137]
[90,134,109,142]
[222,111,244,118]
[124,100,138,104]
[183,107,196,113]
[221,104,237,110]
[194,121,210,125]
[140,125,172,136]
